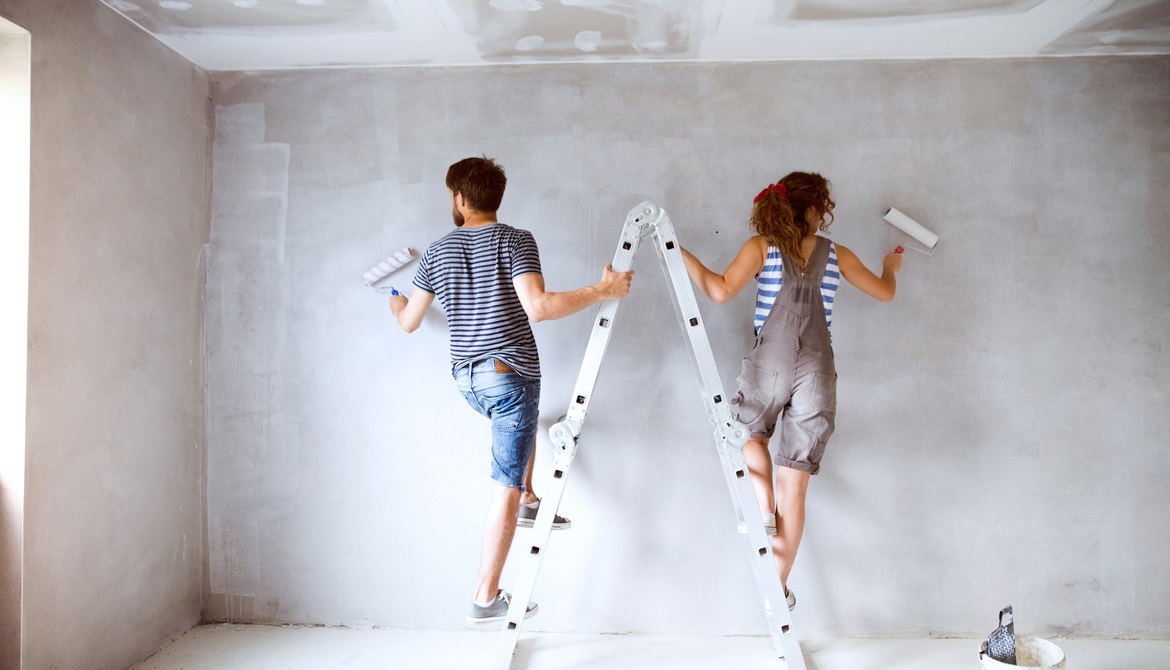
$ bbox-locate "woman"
[682,171,903,609]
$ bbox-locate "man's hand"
[514,264,633,323]
[597,263,633,300]
[388,293,407,316]
[388,288,435,333]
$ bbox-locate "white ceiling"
[99,0,1170,71]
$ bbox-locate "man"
[389,156,633,623]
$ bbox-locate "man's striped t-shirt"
[413,223,542,378]
[753,240,841,336]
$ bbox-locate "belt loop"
[453,359,473,378]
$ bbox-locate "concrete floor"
[133,625,1170,670]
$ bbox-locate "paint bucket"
[979,637,1066,669]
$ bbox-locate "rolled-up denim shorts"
[453,358,541,489]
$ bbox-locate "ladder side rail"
[718,440,807,669]
[561,213,647,424]
[647,217,733,425]
[644,213,769,522]
[649,212,807,670]
[496,213,649,668]
[648,223,716,427]
[644,215,779,628]
[493,426,579,669]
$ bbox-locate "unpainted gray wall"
[205,58,1170,637]
[0,0,210,667]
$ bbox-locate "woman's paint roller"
[362,247,415,294]
[883,207,938,255]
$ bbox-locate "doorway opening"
[0,12,31,669]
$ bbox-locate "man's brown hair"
[446,156,507,213]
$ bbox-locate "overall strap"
[780,236,830,282]
[804,236,831,280]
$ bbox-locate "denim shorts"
[453,358,541,489]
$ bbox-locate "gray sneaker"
[737,512,778,536]
[786,588,796,611]
[517,501,571,530]
[466,590,538,624]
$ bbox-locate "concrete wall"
[0,0,210,667]
[205,58,1169,638]
[0,16,30,670]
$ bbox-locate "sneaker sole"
[516,519,571,530]
[465,604,539,624]
[736,523,777,536]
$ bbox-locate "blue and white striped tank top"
[753,240,840,335]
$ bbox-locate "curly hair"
[750,171,835,271]
[446,156,507,213]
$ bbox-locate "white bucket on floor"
[979,637,1066,669]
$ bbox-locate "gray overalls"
[731,236,837,475]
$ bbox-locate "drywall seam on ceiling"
[702,0,1117,60]
[95,0,1170,71]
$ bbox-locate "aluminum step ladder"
[496,201,807,670]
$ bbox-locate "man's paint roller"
[362,247,415,295]
[884,207,938,255]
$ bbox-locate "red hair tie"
[753,182,787,204]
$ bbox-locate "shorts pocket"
[483,384,529,430]
[733,360,776,427]
[809,372,837,413]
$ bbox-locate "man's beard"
[452,206,465,227]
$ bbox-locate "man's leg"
[515,434,573,531]
[474,482,522,604]
[771,465,811,588]
[471,370,540,605]
[520,436,539,506]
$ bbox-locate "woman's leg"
[772,465,811,588]
[742,437,776,517]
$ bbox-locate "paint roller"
[883,207,939,255]
[362,247,415,295]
